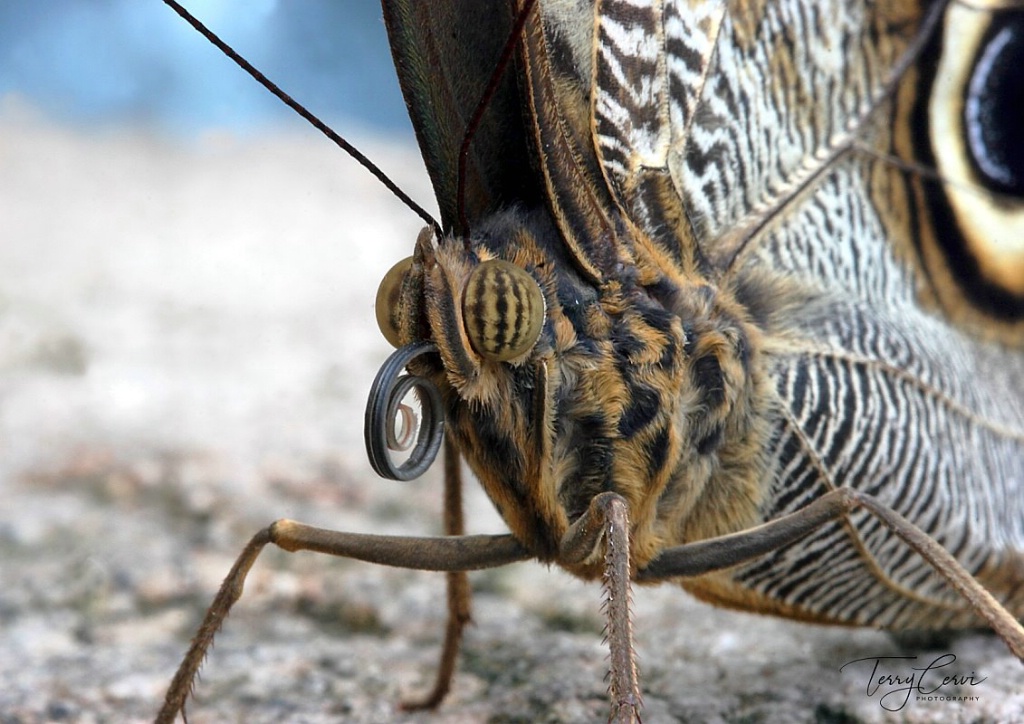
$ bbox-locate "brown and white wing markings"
[592,0,726,274]
[588,0,1024,626]
[393,0,1024,628]
[707,1,1024,626]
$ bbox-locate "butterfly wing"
[382,0,540,234]
[587,0,1024,626]
[381,0,1024,628]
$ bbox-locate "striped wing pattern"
[584,0,1024,625]
[593,0,724,209]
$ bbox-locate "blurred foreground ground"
[2,108,1023,723]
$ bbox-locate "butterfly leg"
[155,518,528,723]
[560,492,641,724]
[401,437,472,711]
[637,488,1024,661]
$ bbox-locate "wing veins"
[763,343,1024,441]
[772,389,980,613]
[720,0,952,271]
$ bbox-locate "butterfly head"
[367,210,582,549]
[366,207,760,563]
[375,217,550,391]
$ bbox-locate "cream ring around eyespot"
[930,4,1024,294]
[461,259,546,362]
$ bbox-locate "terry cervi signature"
[839,654,987,711]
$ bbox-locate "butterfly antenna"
[456,0,538,241]
[161,0,441,237]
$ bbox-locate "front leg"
[560,492,641,723]
[401,436,472,711]
[156,522,528,723]
[637,487,1024,660]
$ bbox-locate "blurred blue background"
[0,0,411,137]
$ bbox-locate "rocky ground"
[2,108,1022,723]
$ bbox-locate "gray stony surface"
[2,108,1023,723]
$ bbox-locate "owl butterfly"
[158,0,1024,721]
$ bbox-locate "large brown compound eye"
[462,259,545,362]
[374,256,413,349]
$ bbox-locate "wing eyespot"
[925,5,1024,300]
[964,17,1024,198]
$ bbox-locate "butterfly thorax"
[385,207,771,578]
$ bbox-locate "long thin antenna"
[455,0,538,238]
[161,0,441,237]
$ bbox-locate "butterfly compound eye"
[462,259,545,362]
[375,257,414,348]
